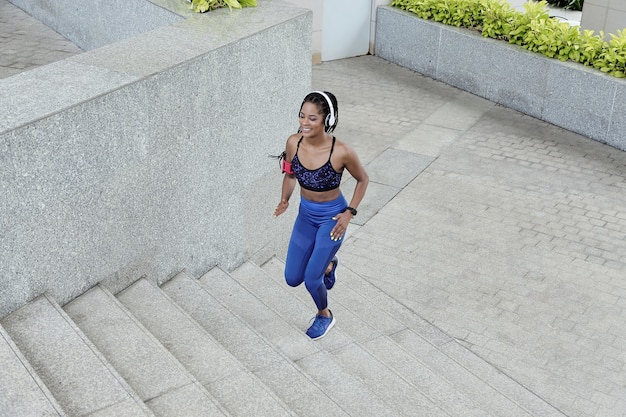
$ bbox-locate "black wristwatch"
[345,206,357,216]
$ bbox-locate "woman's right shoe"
[306,310,335,340]
[324,256,338,290]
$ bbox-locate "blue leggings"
[284,194,347,311]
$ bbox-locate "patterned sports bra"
[291,136,343,192]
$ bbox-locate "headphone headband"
[312,90,336,129]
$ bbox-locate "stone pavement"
[0,0,82,79]
[4,3,626,416]
[313,58,626,417]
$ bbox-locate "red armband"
[281,159,293,175]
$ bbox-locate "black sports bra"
[291,136,342,192]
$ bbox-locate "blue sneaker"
[306,310,335,340]
[323,256,339,290]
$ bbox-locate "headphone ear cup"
[325,114,331,128]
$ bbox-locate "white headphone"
[313,91,336,128]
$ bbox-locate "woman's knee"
[304,273,323,294]
[284,269,302,287]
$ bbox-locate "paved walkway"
[4,2,626,416]
[314,58,626,417]
[0,0,82,79]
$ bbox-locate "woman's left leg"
[303,220,343,312]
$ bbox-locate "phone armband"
[281,159,293,175]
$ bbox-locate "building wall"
[283,0,390,62]
[581,0,626,36]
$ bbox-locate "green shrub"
[594,30,626,78]
[190,0,256,13]
[390,0,626,78]
[481,0,516,40]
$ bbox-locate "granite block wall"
[0,0,311,317]
[375,6,626,151]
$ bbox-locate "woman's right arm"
[274,135,297,217]
[274,173,296,217]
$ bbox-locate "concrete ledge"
[8,0,187,50]
[375,6,626,151]
[0,0,310,317]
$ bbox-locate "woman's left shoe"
[306,310,335,340]
[324,256,339,290]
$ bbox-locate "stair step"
[332,341,448,417]
[0,324,66,417]
[63,285,227,417]
[330,259,567,417]
[438,339,566,417]
[229,261,352,351]
[1,295,151,417]
[335,259,552,417]
[252,360,351,417]
[259,258,385,343]
[117,278,294,417]
[204,263,398,417]
[161,272,285,372]
[199,265,319,361]
[362,335,494,417]
[161,272,293,417]
[295,350,397,417]
[250,260,490,416]
[262,257,537,417]
[162,272,355,417]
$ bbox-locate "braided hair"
[300,91,339,133]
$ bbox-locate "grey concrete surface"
[0,0,82,79]
[0,325,66,417]
[3,1,626,416]
[375,6,626,151]
[7,0,184,51]
[312,56,626,417]
[0,0,310,318]
[0,296,151,416]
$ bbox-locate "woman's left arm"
[330,144,369,241]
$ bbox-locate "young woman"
[274,91,369,340]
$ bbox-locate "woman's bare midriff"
[300,187,341,203]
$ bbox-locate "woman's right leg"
[284,212,316,288]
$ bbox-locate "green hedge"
[390,0,626,78]
[190,0,256,13]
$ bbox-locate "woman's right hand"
[274,199,289,217]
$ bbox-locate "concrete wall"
[0,0,311,317]
[581,0,626,37]
[375,6,626,151]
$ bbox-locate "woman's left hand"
[330,211,352,242]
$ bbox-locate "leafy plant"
[507,0,551,47]
[593,30,626,78]
[390,0,626,78]
[190,0,256,13]
[577,29,605,66]
[481,0,516,40]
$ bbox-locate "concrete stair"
[0,257,566,417]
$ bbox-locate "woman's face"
[299,101,325,137]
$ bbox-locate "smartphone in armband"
[281,159,293,175]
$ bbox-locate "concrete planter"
[375,6,626,151]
